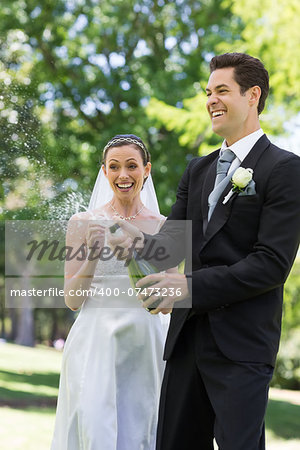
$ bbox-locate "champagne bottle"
[109,223,162,311]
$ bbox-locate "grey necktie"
[207,149,235,221]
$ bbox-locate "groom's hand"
[107,218,145,259]
[136,272,189,314]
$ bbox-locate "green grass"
[0,342,61,449]
[1,342,300,449]
[266,399,300,448]
[0,406,56,450]
[0,342,61,406]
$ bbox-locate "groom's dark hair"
[209,53,269,115]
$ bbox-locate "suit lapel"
[200,135,270,251]
[201,152,218,234]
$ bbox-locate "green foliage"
[145,0,300,152]
[0,0,236,217]
[1,0,299,214]
[271,260,300,389]
[282,260,300,332]
[224,0,300,113]
[272,328,300,390]
[147,92,223,155]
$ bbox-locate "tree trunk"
[15,306,35,347]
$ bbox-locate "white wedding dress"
[51,237,169,450]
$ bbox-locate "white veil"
[87,166,170,327]
[88,167,160,215]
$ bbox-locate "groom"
[114,53,300,449]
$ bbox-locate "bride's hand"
[86,222,106,250]
[107,218,145,259]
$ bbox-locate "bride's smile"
[103,144,151,215]
[116,182,134,192]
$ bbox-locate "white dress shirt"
[220,128,264,173]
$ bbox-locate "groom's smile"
[205,67,260,145]
[211,110,226,117]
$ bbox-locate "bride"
[51,134,172,450]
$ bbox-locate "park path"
[269,387,300,405]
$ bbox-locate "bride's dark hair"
[102,134,151,166]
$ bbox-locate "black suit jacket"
[143,135,300,366]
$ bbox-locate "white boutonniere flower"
[223,167,254,204]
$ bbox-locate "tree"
[224,0,300,113]
[145,0,300,154]
[1,0,236,216]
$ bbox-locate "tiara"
[103,137,147,155]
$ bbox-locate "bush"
[271,259,300,389]
[272,328,300,389]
